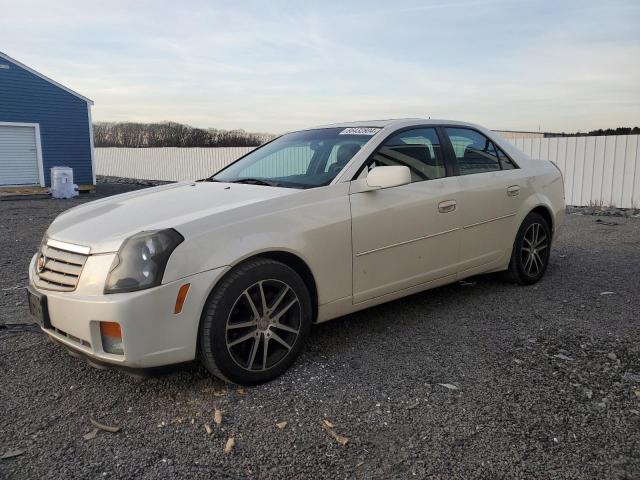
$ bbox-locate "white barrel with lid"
[50,166,79,199]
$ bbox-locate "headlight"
[104,229,184,294]
[36,234,47,268]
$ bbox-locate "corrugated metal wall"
[96,147,255,181]
[96,134,640,208]
[511,135,639,208]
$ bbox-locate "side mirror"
[365,166,411,191]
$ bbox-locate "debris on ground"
[0,323,40,332]
[1,285,22,292]
[90,418,121,433]
[275,421,288,430]
[0,449,24,460]
[322,419,335,428]
[213,409,222,426]
[622,372,640,383]
[321,421,349,446]
[554,353,573,361]
[224,437,235,454]
[204,424,213,435]
[406,400,420,410]
[438,383,459,390]
[83,429,99,441]
[600,291,616,296]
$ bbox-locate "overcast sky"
[1,0,638,133]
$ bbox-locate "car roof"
[311,118,482,129]
[307,117,532,167]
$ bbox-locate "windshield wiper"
[229,178,281,187]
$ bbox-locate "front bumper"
[29,253,229,368]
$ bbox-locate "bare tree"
[94,122,275,147]
[545,126,640,138]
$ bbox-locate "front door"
[349,127,461,304]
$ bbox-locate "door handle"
[507,185,520,197]
[438,199,457,213]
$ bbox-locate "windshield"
[212,127,380,188]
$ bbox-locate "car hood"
[46,182,297,253]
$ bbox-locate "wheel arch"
[201,249,319,324]
[519,190,560,240]
[252,250,319,323]
[529,204,554,238]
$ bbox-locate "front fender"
[163,184,353,306]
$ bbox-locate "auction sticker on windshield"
[339,127,381,135]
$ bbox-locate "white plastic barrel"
[50,166,79,199]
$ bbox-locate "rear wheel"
[503,212,551,285]
[198,258,312,385]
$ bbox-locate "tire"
[198,258,312,385]
[503,212,552,285]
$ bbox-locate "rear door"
[441,127,527,273]
[349,127,461,303]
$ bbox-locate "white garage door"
[0,124,42,186]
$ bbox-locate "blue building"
[0,51,94,187]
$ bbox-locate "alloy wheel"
[225,279,301,372]
[520,222,549,276]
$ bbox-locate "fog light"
[100,321,124,355]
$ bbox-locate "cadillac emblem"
[37,254,46,273]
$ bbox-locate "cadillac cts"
[27,119,564,385]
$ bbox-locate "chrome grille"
[35,244,88,291]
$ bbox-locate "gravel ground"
[1,184,639,479]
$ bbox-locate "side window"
[445,128,504,175]
[365,128,446,182]
[497,148,517,170]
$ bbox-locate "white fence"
[96,134,640,208]
[96,147,255,181]
[511,135,639,208]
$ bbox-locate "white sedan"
[27,119,564,385]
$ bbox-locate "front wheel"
[198,258,312,385]
[503,212,551,285]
